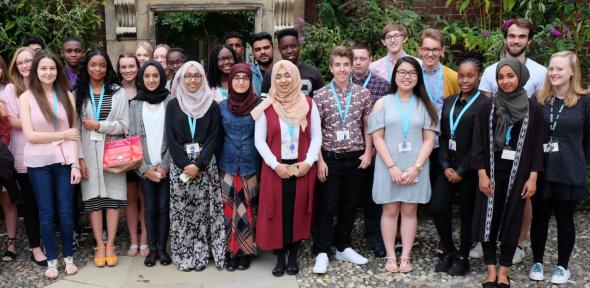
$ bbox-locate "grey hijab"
[493,58,530,151]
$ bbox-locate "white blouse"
[142,101,166,165]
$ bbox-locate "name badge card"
[543,142,559,153]
[398,142,413,152]
[282,143,298,159]
[184,143,201,157]
[448,139,457,151]
[501,149,516,160]
[90,131,105,142]
[336,130,350,141]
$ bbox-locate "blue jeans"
[28,163,74,261]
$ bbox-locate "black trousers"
[361,165,382,244]
[313,152,364,255]
[139,177,170,250]
[16,173,41,248]
[429,170,477,257]
[530,197,577,269]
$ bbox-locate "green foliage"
[439,21,504,69]
[0,0,104,60]
[155,11,255,39]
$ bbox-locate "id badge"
[398,142,413,152]
[501,149,516,160]
[184,143,201,157]
[179,172,191,183]
[52,139,64,146]
[448,139,457,151]
[89,131,105,142]
[335,130,350,141]
[543,142,559,153]
[282,142,298,159]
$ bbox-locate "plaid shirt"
[351,72,389,106]
[314,82,371,153]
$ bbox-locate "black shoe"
[482,276,497,288]
[447,255,470,276]
[497,276,510,288]
[226,256,239,271]
[435,251,455,273]
[286,257,299,275]
[237,256,251,270]
[159,249,171,266]
[369,240,386,258]
[272,256,286,277]
[144,249,158,267]
[30,252,48,267]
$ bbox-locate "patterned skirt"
[221,172,259,257]
[169,157,225,270]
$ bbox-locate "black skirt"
[539,181,587,202]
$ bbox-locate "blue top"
[217,100,261,177]
[251,63,264,96]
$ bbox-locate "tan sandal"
[105,246,118,267]
[127,243,139,257]
[94,245,106,267]
[64,256,78,276]
[45,259,59,280]
[384,256,399,273]
[399,256,412,273]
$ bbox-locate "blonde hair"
[135,41,153,57]
[537,51,589,107]
[8,47,35,96]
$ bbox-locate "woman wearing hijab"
[218,63,261,271]
[165,61,224,271]
[129,60,172,267]
[471,58,544,288]
[252,60,321,277]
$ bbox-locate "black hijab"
[134,60,169,104]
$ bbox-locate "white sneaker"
[312,253,329,274]
[469,242,483,259]
[512,246,526,264]
[335,247,368,265]
[550,266,571,284]
[529,262,544,281]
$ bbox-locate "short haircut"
[251,32,273,46]
[61,36,83,48]
[24,36,45,49]
[166,47,187,59]
[329,46,353,65]
[351,43,372,57]
[419,28,445,47]
[503,18,534,40]
[276,28,299,43]
[381,24,407,40]
[223,31,245,44]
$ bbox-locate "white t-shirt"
[142,102,166,165]
[479,58,547,97]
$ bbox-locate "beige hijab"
[171,61,213,119]
[250,60,309,131]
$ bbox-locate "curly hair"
[207,44,237,88]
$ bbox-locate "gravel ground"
[0,203,588,287]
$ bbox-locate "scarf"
[493,58,530,152]
[228,63,259,115]
[134,60,169,104]
[250,60,309,131]
[171,61,213,119]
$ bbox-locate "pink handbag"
[103,122,142,174]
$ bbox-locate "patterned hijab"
[250,60,309,131]
[493,58,530,151]
[134,60,169,104]
[228,63,259,115]
[171,61,213,119]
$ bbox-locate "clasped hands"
[389,165,419,185]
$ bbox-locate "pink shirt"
[1,84,27,172]
[369,54,422,84]
[22,91,77,168]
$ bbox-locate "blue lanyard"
[216,86,228,98]
[505,124,514,147]
[52,91,59,130]
[386,59,392,83]
[187,116,197,141]
[88,84,105,122]
[350,73,372,88]
[329,81,353,125]
[422,63,443,105]
[449,91,481,138]
[394,93,415,140]
[287,124,297,152]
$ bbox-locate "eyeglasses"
[421,47,442,54]
[16,59,33,67]
[167,59,186,67]
[396,70,418,78]
[218,56,234,64]
[232,75,250,82]
[183,74,202,80]
[384,34,405,41]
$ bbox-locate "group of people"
[0,17,587,287]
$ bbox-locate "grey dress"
[368,94,440,204]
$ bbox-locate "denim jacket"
[217,100,261,176]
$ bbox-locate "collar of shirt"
[351,72,370,85]
[422,63,441,75]
[332,81,353,95]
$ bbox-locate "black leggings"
[16,173,41,248]
[530,197,577,269]
[429,170,477,257]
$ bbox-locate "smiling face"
[394,61,418,92]
[329,56,352,85]
[274,67,293,94]
[497,65,519,94]
[153,47,168,69]
[183,66,203,93]
[419,37,444,69]
[16,50,34,78]
[167,51,186,74]
[87,54,107,82]
[548,56,573,90]
[278,35,300,63]
[37,57,57,86]
[505,25,531,58]
[118,57,138,83]
[457,62,481,95]
[143,65,160,92]
[61,40,84,69]
[231,72,250,94]
[381,29,407,55]
[217,48,235,75]
[135,46,150,67]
